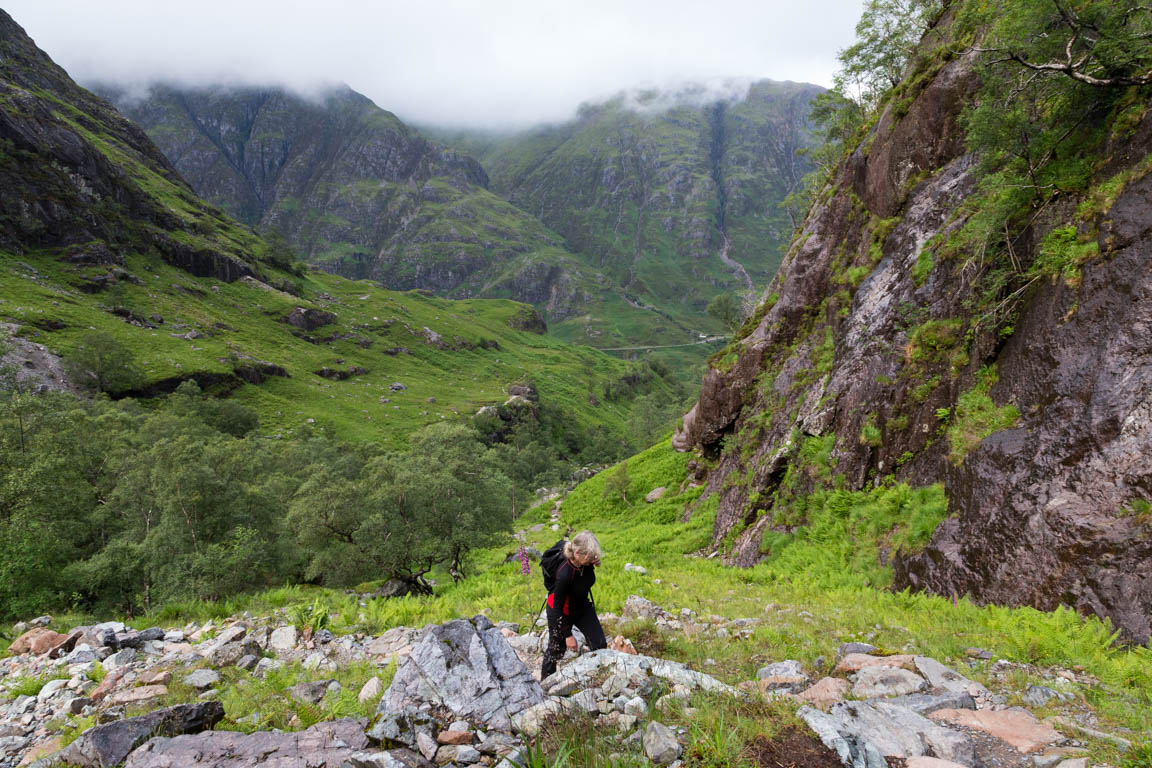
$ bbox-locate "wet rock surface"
[897,171,1152,643]
[671,4,1152,642]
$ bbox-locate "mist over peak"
[5,0,860,129]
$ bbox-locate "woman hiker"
[541,531,607,679]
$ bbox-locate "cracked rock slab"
[376,617,545,733]
[122,718,367,767]
[799,700,977,768]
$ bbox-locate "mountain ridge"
[104,79,824,377]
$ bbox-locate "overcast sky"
[7,0,863,129]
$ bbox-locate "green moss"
[1033,226,1099,285]
[859,413,882,447]
[947,365,1020,465]
[912,248,934,287]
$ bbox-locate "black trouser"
[541,604,606,679]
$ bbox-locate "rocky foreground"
[0,596,1135,768]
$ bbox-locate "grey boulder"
[643,721,682,765]
[799,701,977,768]
[183,669,220,690]
[36,702,224,767]
[852,667,927,699]
[913,656,988,696]
[289,680,336,706]
[375,616,545,733]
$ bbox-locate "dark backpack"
[540,539,567,592]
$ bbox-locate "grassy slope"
[0,253,671,446]
[91,439,1152,755]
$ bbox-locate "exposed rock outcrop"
[374,616,546,734]
[0,11,259,284]
[38,703,224,768]
[671,9,1152,641]
[122,718,366,768]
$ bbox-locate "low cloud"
[7,0,861,129]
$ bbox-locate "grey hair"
[564,531,603,564]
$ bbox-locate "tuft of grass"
[54,714,98,748]
[947,365,1020,465]
[5,671,69,698]
[912,248,934,286]
[1033,226,1099,286]
[214,660,383,732]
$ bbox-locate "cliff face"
[105,85,485,231]
[104,84,599,318]
[673,25,1152,640]
[0,11,263,282]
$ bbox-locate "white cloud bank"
[7,0,862,128]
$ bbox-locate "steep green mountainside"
[101,83,709,374]
[0,14,269,283]
[98,83,600,302]
[105,82,824,379]
[671,1,1152,642]
[430,80,823,332]
[0,10,675,448]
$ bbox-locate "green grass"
[213,660,385,732]
[0,252,675,447]
[13,437,1150,758]
[912,248,934,286]
[2,670,69,698]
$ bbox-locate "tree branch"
[1002,50,1152,86]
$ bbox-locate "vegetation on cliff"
[673,0,1152,642]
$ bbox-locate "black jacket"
[548,558,595,634]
